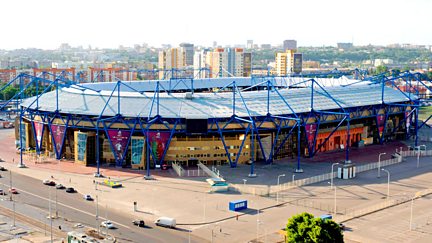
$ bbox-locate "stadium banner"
[33,122,44,152]
[377,114,385,138]
[51,124,67,159]
[107,129,131,166]
[131,137,144,165]
[77,132,87,162]
[305,123,317,153]
[148,131,170,165]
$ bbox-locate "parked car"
[0,189,6,195]
[83,194,93,201]
[154,217,176,228]
[132,220,145,227]
[0,166,7,171]
[9,188,18,194]
[100,220,115,229]
[65,187,75,193]
[55,184,65,189]
[43,179,56,186]
[339,223,346,231]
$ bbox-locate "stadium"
[2,71,431,177]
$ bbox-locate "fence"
[335,188,432,222]
[198,162,222,179]
[230,149,432,196]
[172,161,185,177]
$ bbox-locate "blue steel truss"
[1,70,430,177]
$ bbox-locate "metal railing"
[230,149,431,196]
[172,161,185,177]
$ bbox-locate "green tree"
[374,65,388,75]
[286,212,343,243]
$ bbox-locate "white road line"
[0,181,131,230]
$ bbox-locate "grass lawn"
[419,106,432,121]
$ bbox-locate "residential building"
[158,48,185,79]
[205,48,251,78]
[193,49,210,79]
[337,42,354,50]
[283,40,297,50]
[179,43,194,66]
[247,40,254,49]
[274,50,303,75]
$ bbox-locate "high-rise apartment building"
[208,48,251,78]
[247,40,254,49]
[158,48,185,79]
[179,43,194,66]
[275,50,302,75]
[283,40,297,51]
[193,49,210,79]
[194,48,252,78]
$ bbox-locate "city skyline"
[0,0,431,50]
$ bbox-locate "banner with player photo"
[50,124,67,159]
[33,122,44,152]
[107,129,131,166]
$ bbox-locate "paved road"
[344,195,432,243]
[0,170,200,243]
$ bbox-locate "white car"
[100,220,115,229]
[83,194,93,201]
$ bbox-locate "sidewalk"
[1,128,432,243]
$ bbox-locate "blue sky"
[1,0,431,49]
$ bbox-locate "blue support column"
[249,124,256,177]
[345,117,350,162]
[295,120,303,173]
[18,106,25,168]
[415,107,419,147]
[95,120,101,177]
[146,130,151,178]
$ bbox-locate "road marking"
[0,181,131,230]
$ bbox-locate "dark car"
[132,220,145,227]
[0,166,7,171]
[65,187,76,193]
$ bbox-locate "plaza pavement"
[1,128,432,242]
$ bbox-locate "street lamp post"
[331,162,339,189]
[327,182,337,215]
[417,146,420,168]
[96,195,99,235]
[410,196,415,230]
[277,174,286,203]
[378,152,386,178]
[381,169,390,199]
[417,145,427,168]
[49,186,53,243]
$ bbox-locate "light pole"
[49,186,53,243]
[96,195,99,235]
[327,182,337,215]
[188,226,192,243]
[418,145,427,168]
[378,152,386,178]
[381,169,390,199]
[277,174,285,202]
[416,146,420,168]
[331,162,339,189]
[211,224,221,243]
[410,195,415,230]
[55,186,58,218]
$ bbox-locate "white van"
[154,217,176,228]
